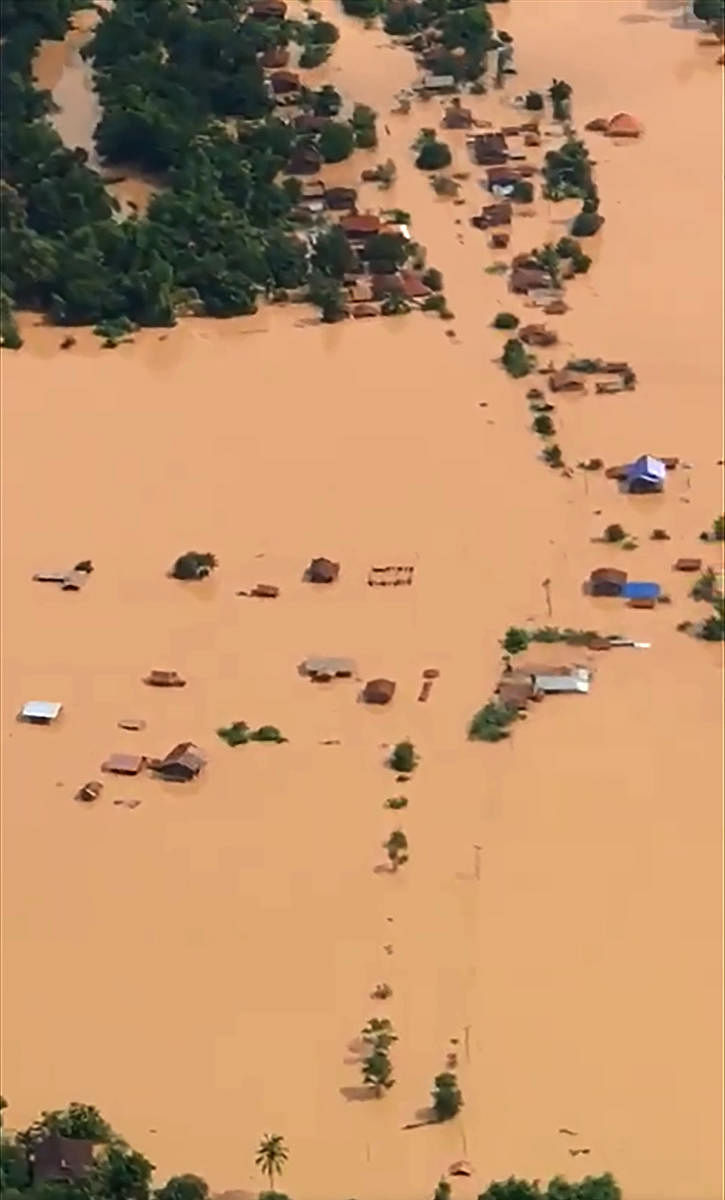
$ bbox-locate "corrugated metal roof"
[621,581,661,600]
[534,674,590,694]
[21,700,62,720]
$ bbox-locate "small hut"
[520,324,558,347]
[673,558,702,572]
[362,678,396,705]
[548,370,586,393]
[307,557,340,583]
[101,754,145,776]
[143,669,186,687]
[625,454,666,494]
[151,742,206,782]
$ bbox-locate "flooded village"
[1,2,723,1200]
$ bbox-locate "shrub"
[431,1072,463,1121]
[0,292,23,349]
[431,174,459,196]
[352,102,378,149]
[468,702,517,742]
[713,514,725,540]
[319,121,354,162]
[525,90,544,111]
[217,722,250,747]
[384,796,408,809]
[502,626,529,654]
[371,982,392,999]
[309,19,339,43]
[603,523,627,543]
[422,293,448,313]
[362,1049,394,1094]
[691,568,718,602]
[415,140,452,171]
[362,1016,397,1050]
[533,414,555,436]
[299,43,329,68]
[502,338,531,377]
[512,178,534,204]
[571,209,604,237]
[171,551,218,580]
[249,725,287,743]
[493,312,519,329]
[384,829,408,870]
[422,267,443,291]
[389,741,417,772]
[543,443,564,468]
[651,528,670,540]
[700,599,725,641]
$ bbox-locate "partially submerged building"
[151,742,206,782]
[589,567,628,597]
[625,454,666,494]
[307,557,340,583]
[20,700,62,724]
[362,678,396,704]
[29,1135,95,1187]
[303,657,356,680]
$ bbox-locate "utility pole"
[473,844,482,881]
[542,577,552,617]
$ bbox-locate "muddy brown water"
[3,3,723,1199]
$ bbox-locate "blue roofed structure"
[625,454,666,493]
[621,581,661,600]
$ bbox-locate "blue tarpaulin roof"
[626,454,666,482]
[621,581,661,600]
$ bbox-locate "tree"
[341,0,382,15]
[712,513,725,540]
[94,1144,154,1200]
[549,78,573,121]
[693,0,725,24]
[308,272,346,323]
[384,829,408,870]
[299,43,328,67]
[415,139,452,171]
[512,179,534,203]
[431,1071,463,1121]
[171,551,218,580]
[525,90,544,111]
[313,84,342,117]
[351,102,378,149]
[533,414,555,436]
[360,232,408,272]
[362,1049,394,1094]
[502,338,531,378]
[543,443,564,468]
[29,1103,112,1143]
[603,523,626,543]
[309,20,339,44]
[312,227,356,279]
[434,1182,452,1200]
[155,1176,208,1200]
[493,312,519,329]
[469,701,516,742]
[389,740,417,772]
[362,1017,397,1051]
[255,1135,289,1194]
[571,209,604,237]
[502,626,529,654]
[319,121,354,162]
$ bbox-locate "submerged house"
[621,581,661,602]
[510,267,552,294]
[30,1135,95,1186]
[533,666,591,694]
[589,567,628,597]
[362,678,396,705]
[471,201,512,229]
[307,557,340,583]
[471,133,508,165]
[20,700,62,724]
[625,454,666,493]
[303,657,356,680]
[152,742,206,782]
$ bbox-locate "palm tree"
[255,1134,288,1193]
[384,829,408,871]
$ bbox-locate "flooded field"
[2,3,723,1199]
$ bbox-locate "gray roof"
[304,657,357,676]
[534,669,590,694]
[21,700,63,721]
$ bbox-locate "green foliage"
[571,209,604,237]
[384,795,408,810]
[693,0,725,22]
[29,1103,113,1143]
[389,740,417,773]
[422,266,443,291]
[299,43,329,68]
[690,568,718,602]
[308,272,346,323]
[154,1176,208,1200]
[361,1048,394,1093]
[549,78,573,121]
[361,232,408,271]
[341,0,383,15]
[313,227,357,279]
[415,139,452,171]
[468,702,517,742]
[217,722,250,747]
[362,1017,397,1051]
[699,597,725,641]
[431,1072,463,1121]
[543,442,564,468]
[171,551,218,580]
[255,1135,289,1194]
[544,138,595,201]
[525,91,544,111]
[352,103,378,149]
[603,523,627,543]
[319,121,355,163]
[713,514,725,540]
[512,178,534,203]
[309,19,339,44]
[493,311,519,329]
[533,413,555,436]
[249,725,287,743]
[434,1182,452,1200]
[502,626,529,654]
[381,293,411,316]
[502,338,531,378]
[384,828,409,870]
[94,1144,154,1200]
[1,292,23,349]
[422,293,450,315]
[477,1175,621,1200]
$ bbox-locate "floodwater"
[2,3,723,1200]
